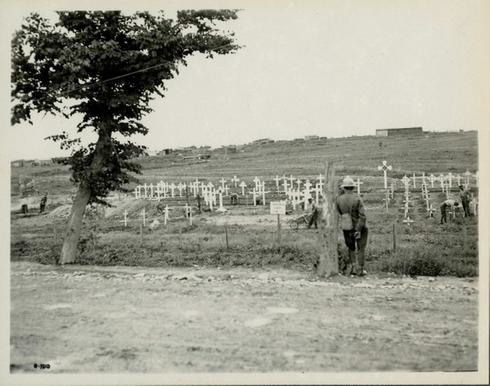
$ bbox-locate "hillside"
[10,131,478,196]
[140,131,478,179]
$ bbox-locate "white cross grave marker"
[447,172,453,189]
[317,174,324,188]
[464,170,471,186]
[169,183,176,198]
[383,189,390,213]
[355,178,363,196]
[304,180,312,210]
[439,174,445,190]
[216,192,227,213]
[274,175,281,191]
[156,185,162,200]
[377,160,392,189]
[427,203,435,218]
[237,181,246,196]
[402,216,414,226]
[401,175,410,189]
[456,174,461,186]
[231,176,239,187]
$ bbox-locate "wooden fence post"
[392,223,397,255]
[317,161,338,277]
[139,223,143,245]
[277,214,281,248]
[225,223,229,250]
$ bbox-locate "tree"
[317,161,339,277]
[11,10,240,264]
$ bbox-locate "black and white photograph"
[1,0,489,384]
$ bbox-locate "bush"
[376,247,477,277]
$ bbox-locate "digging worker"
[336,176,368,276]
[196,193,202,214]
[458,185,472,217]
[440,198,460,224]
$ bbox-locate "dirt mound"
[46,204,72,218]
[104,198,152,218]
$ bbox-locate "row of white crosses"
[121,203,194,228]
[284,176,326,211]
[134,181,193,200]
[422,171,476,191]
[400,175,414,226]
[420,178,435,218]
[378,159,478,192]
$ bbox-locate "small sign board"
[270,201,286,215]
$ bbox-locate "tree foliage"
[11,10,240,204]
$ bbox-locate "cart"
[287,213,312,230]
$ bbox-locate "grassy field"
[11,188,478,277]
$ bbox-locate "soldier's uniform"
[336,176,368,276]
[458,186,472,217]
[307,198,319,229]
[39,194,47,213]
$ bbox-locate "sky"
[1,0,489,160]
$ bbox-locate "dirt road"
[10,262,478,373]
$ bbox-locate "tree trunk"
[59,127,112,264]
[59,184,91,264]
[317,160,339,277]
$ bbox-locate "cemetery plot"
[11,168,479,277]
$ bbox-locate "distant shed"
[376,127,423,137]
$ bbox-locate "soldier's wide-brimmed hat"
[341,176,356,188]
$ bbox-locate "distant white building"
[304,135,319,140]
[376,127,423,137]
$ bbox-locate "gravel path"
[11,262,478,373]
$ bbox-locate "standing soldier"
[39,192,48,213]
[196,193,202,214]
[458,185,472,217]
[307,198,320,229]
[336,176,368,276]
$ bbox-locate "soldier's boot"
[358,248,367,276]
[348,250,357,275]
